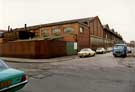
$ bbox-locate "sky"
[0,0,135,42]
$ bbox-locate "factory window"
[41,29,49,37]
[106,33,108,39]
[52,28,61,36]
[64,27,74,33]
[35,31,39,37]
[80,27,84,33]
[90,23,94,35]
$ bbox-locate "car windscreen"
[0,59,9,70]
[97,48,102,50]
[81,49,90,51]
[114,45,124,49]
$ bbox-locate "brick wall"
[0,40,67,59]
[78,24,90,50]
[32,23,79,42]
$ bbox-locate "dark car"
[113,44,128,57]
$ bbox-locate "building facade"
[103,24,123,48]
[2,16,123,51]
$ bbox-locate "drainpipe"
[10,28,13,31]
[88,21,91,48]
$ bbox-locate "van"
[113,44,128,57]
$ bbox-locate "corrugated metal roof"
[12,17,95,31]
[103,24,122,39]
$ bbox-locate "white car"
[78,48,96,57]
[96,48,106,54]
[106,47,112,52]
[127,47,132,53]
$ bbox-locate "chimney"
[24,24,27,31]
[8,26,10,32]
[10,28,13,32]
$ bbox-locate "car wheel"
[79,56,82,58]
[113,55,117,57]
[123,54,127,58]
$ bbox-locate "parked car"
[106,47,113,52]
[113,44,128,57]
[127,47,132,53]
[0,59,28,92]
[78,48,96,57]
[96,48,106,54]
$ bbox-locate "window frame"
[79,27,84,33]
[0,59,9,70]
[64,27,74,33]
[52,28,61,36]
[41,28,49,37]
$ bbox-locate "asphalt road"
[7,52,135,92]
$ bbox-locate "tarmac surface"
[5,51,135,92]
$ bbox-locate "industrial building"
[1,16,123,51]
[103,24,123,48]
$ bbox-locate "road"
[7,52,135,92]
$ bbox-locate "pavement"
[1,47,135,63]
[0,55,77,63]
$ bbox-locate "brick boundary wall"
[0,40,67,59]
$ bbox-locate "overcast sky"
[0,0,135,42]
